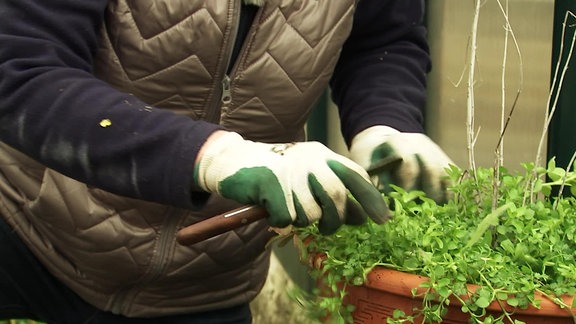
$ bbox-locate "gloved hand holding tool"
[349,125,454,204]
[193,131,389,235]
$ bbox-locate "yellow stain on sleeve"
[99,119,112,128]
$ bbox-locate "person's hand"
[349,126,453,204]
[194,131,389,234]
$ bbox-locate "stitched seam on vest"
[102,36,212,84]
[124,3,217,40]
[259,54,303,92]
[109,8,216,81]
[129,55,211,83]
[248,6,353,93]
[101,29,208,90]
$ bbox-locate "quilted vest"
[0,0,356,317]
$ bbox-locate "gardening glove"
[349,126,453,204]
[194,131,389,234]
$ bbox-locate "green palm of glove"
[195,132,389,234]
[350,126,454,204]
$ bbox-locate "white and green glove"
[349,126,453,204]
[194,131,389,234]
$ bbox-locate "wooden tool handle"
[176,205,268,245]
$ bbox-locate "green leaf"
[548,167,566,182]
[465,202,514,248]
[547,158,557,172]
[437,286,452,298]
[570,185,576,197]
[475,296,491,308]
[500,239,515,254]
[506,297,519,307]
[392,309,406,318]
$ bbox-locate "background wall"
[426,0,554,170]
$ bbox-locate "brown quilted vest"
[0,0,356,317]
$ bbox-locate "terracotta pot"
[342,267,576,324]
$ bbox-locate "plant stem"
[466,0,481,178]
[536,11,576,169]
[497,0,509,169]
[493,0,524,210]
[528,11,576,203]
[494,0,526,147]
[554,150,576,207]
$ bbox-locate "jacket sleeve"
[0,0,220,209]
[330,0,431,146]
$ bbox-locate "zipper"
[205,0,241,123]
[208,1,263,121]
[108,209,183,315]
[221,75,232,105]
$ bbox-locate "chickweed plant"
[295,161,576,323]
[292,2,576,324]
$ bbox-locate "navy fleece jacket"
[0,0,430,209]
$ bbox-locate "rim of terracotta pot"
[364,266,576,318]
